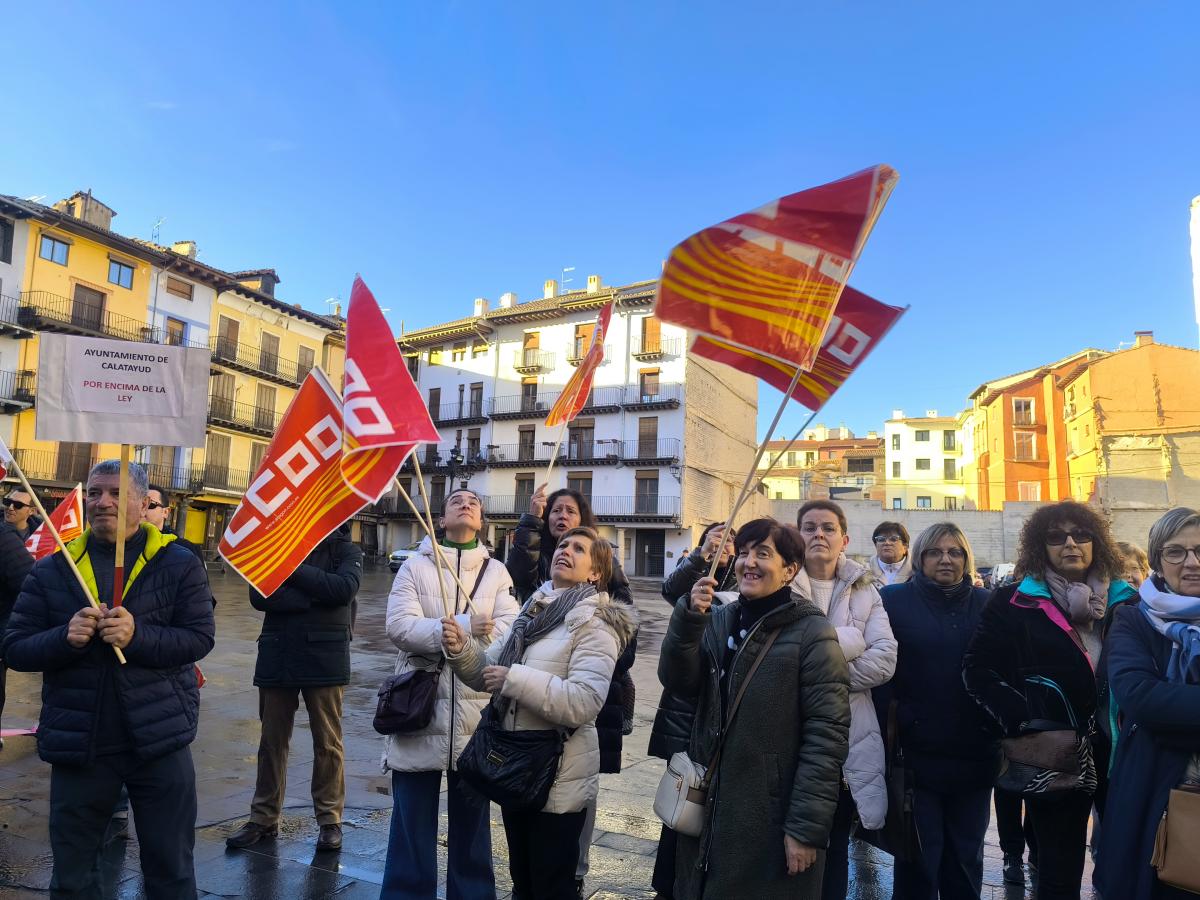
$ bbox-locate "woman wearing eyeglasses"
[873,523,997,899]
[1095,508,1200,900]
[964,501,1135,900]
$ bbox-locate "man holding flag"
[2,460,215,898]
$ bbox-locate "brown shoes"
[225,821,278,849]
[316,823,342,851]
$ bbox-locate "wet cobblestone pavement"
[0,566,1097,898]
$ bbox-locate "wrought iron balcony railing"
[208,396,282,436]
[630,336,682,360]
[210,336,305,386]
[512,350,554,373]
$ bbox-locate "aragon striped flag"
[545,300,614,427]
[654,165,898,372]
[690,285,906,411]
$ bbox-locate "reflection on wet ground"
[0,567,1095,898]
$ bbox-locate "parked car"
[388,544,421,572]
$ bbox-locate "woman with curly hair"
[963,500,1136,900]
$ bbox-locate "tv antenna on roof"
[561,266,575,292]
[152,217,166,244]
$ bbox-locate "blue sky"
[3,3,1197,440]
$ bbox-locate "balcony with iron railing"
[484,494,680,522]
[512,349,554,374]
[433,399,488,427]
[10,448,96,485]
[630,335,682,360]
[415,442,490,474]
[0,293,33,337]
[18,290,168,343]
[488,385,624,420]
[0,369,35,411]
[622,382,683,411]
[208,396,283,437]
[566,343,611,365]
[483,440,621,468]
[210,336,307,387]
[619,438,681,464]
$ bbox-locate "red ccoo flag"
[690,286,905,411]
[546,301,614,427]
[655,165,897,372]
[342,276,440,501]
[26,484,83,560]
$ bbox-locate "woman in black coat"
[1095,507,1200,900]
[504,485,635,893]
[649,522,736,899]
[875,523,998,900]
[963,500,1134,900]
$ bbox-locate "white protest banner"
[36,334,210,446]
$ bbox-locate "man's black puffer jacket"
[249,525,362,688]
[1,527,215,765]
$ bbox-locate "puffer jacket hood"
[382,536,518,774]
[791,553,896,830]
[446,585,637,813]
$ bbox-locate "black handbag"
[855,700,922,863]
[373,559,493,736]
[456,703,572,812]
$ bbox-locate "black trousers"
[652,824,678,897]
[994,786,1038,861]
[820,783,856,900]
[501,806,586,900]
[893,786,991,900]
[1025,791,1091,900]
[49,746,197,899]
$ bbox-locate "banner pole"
[757,409,820,488]
[112,445,132,609]
[706,366,806,579]
[543,418,570,485]
[394,477,480,615]
[411,456,460,618]
[9,460,126,664]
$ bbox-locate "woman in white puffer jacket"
[443,526,637,900]
[380,489,519,900]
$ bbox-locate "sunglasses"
[147,501,168,511]
[1046,529,1093,546]
[2,498,29,510]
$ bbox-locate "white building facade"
[0,214,34,446]
[883,409,969,511]
[374,276,764,577]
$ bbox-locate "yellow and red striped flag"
[545,300,614,427]
[25,484,84,560]
[655,165,897,371]
[690,285,906,411]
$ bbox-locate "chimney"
[543,279,558,299]
[867,430,879,439]
[586,274,602,294]
[1134,330,1154,348]
[499,292,517,309]
[171,240,198,259]
[926,409,939,417]
[53,190,116,230]
[473,297,490,316]
[891,408,905,420]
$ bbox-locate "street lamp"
[447,445,466,485]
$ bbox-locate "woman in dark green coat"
[658,517,851,900]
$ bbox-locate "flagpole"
[408,456,453,618]
[706,365,806,579]
[8,460,126,664]
[394,476,480,615]
[757,409,820,489]
[543,418,570,485]
[111,444,132,608]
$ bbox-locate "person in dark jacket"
[1,460,215,899]
[0,518,35,749]
[1095,507,1200,900]
[650,522,735,898]
[963,500,1134,900]
[505,484,635,893]
[3,487,42,540]
[875,523,998,900]
[145,484,205,563]
[659,517,850,900]
[226,523,362,853]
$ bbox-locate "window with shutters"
[1014,432,1036,460]
[205,433,231,483]
[467,428,481,459]
[892,461,901,478]
[1013,398,1035,426]
[216,316,239,361]
[470,382,484,417]
[515,474,535,511]
[573,322,595,361]
[259,332,280,375]
[430,477,446,511]
[521,378,539,411]
[0,218,13,264]
[255,384,277,429]
[943,430,956,451]
[211,373,235,418]
[638,368,660,400]
[638,416,658,457]
[518,426,536,461]
[428,387,441,419]
[635,471,659,515]
[944,459,956,480]
[249,441,268,475]
[296,346,315,380]
[641,315,662,354]
[568,419,594,461]
[165,276,193,300]
[452,342,466,362]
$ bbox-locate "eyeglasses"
[1161,546,1200,565]
[2,498,28,510]
[147,501,168,511]
[873,535,903,544]
[1046,529,1093,546]
[922,547,966,562]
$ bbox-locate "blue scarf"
[1139,575,1200,684]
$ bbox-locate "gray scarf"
[1044,569,1107,627]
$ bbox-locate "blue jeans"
[381,769,496,900]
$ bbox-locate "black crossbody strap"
[700,627,781,789]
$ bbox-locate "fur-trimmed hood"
[533,581,639,652]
